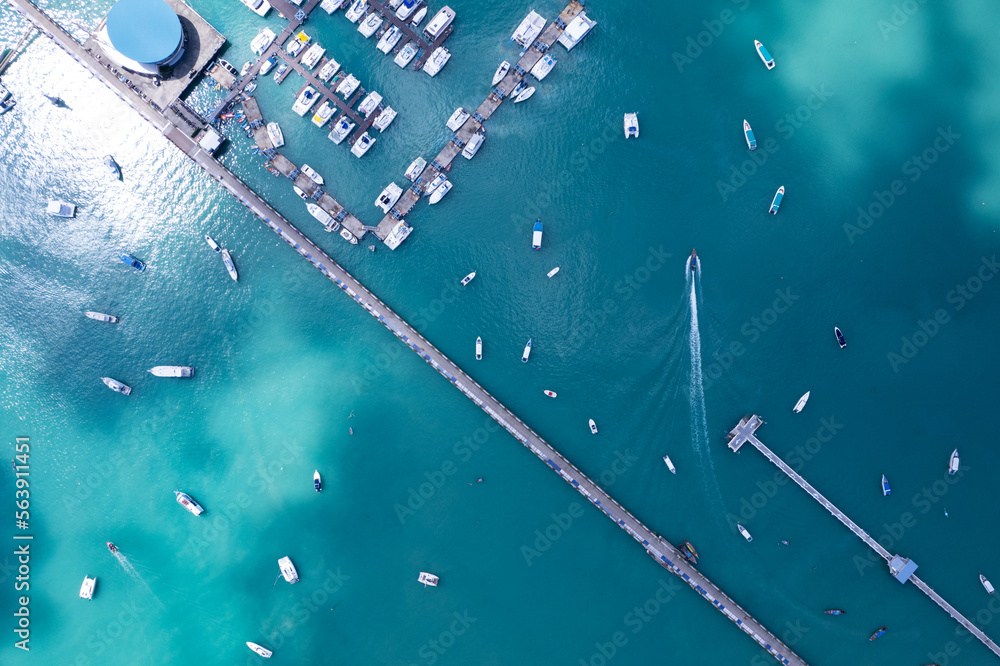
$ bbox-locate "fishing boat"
[314,470,322,491]
[793,391,810,413]
[351,132,376,158]
[251,27,276,55]
[174,491,205,516]
[302,164,324,186]
[85,311,119,323]
[79,576,96,599]
[377,25,402,54]
[882,474,891,496]
[301,44,326,69]
[266,122,284,148]
[949,449,959,475]
[107,542,117,553]
[311,102,335,128]
[530,53,556,81]
[543,390,557,398]
[46,200,76,217]
[339,229,358,244]
[589,419,598,434]
[278,556,299,583]
[769,186,784,214]
[547,267,560,278]
[824,609,845,615]
[345,0,367,21]
[422,47,451,77]
[292,86,318,116]
[869,626,887,641]
[358,12,384,38]
[511,10,546,48]
[744,119,757,150]
[150,366,194,378]
[462,130,485,159]
[423,173,446,196]
[461,271,476,286]
[318,58,340,82]
[221,249,238,281]
[328,117,355,145]
[680,540,699,565]
[755,39,775,69]
[532,220,543,250]
[246,641,272,658]
[372,106,397,132]
[375,183,403,213]
[335,74,360,98]
[101,377,131,395]
[405,157,427,181]
[358,91,383,118]
[514,86,536,103]
[476,336,482,360]
[663,455,676,474]
[982,574,995,594]
[259,55,278,76]
[418,572,439,587]
[446,107,469,131]
[623,112,638,138]
[394,41,418,68]
[835,326,847,349]
[273,63,288,82]
[737,524,753,542]
[104,155,121,180]
[410,5,427,26]
[428,180,452,204]
[493,60,510,85]
[521,338,532,362]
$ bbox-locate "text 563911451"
[13,436,31,651]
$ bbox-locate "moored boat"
[285,31,310,56]
[307,203,336,230]
[543,390,557,398]
[395,0,417,20]
[744,119,756,150]
[461,271,476,286]
[394,41,418,68]
[105,155,121,180]
[318,58,340,83]
[949,449,959,475]
[246,641,272,658]
[150,366,194,377]
[259,55,278,76]
[101,377,131,395]
[344,0,366,21]
[493,60,510,85]
[511,10,546,48]
[532,220,543,250]
[446,107,469,131]
[663,455,676,474]
[869,626,887,641]
[737,523,753,542]
[409,5,427,26]
[301,43,326,69]
[278,556,299,583]
[311,101,335,128]
[530,53,556,80]
[251,28,276,55]
[314,470,322,491]
[377,25,402,54]
[266,122,284,148]
[335,74,360,98]
[221,249,238,281]
[824,609,845,615]
[793,391,810,413]
[589,419,597,434]
[85,311,119,323]
[359,12,384,38]
[422,47,451,77]
[174,491,205,516]
[375,183,403,213]
[351,132,376,158]
[475,336,482,360]
[624,112,638,138]
[372,106,397,132]
[755,39,775,69]
[835,326,847,349]
[514,86,536,103]
[547,267,560,278]
[405,157,427,181]
[521,338,531,362]
[302,164,324,186]
[328,117,355,145]
[241,0,271,17]
[358,91,383,118]
[339,228,359,244]
[428,180,451,204]
[423,173,446,196]
[292,86,318,116]
[462,130,485,159]
[423,6,455,41]
[882,474,891,496]
[418,571,439,586]
[556,11,596,50]
[680,539,699,565]
[79,576,96,599]
[769,185,784,214]
[982,574,995,594]
[273,63,288,82]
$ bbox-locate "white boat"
[589,419,597,434]
[663,455,676,474]
[793,391,810,413]
[543,390,557,398]
[46,200,75,217]
[358,91,382,118]
[514,86,535,103]
[358,12,383,38]
[982,574,995,595]
[388,0,403,8]
[301,43,326,69]
[521,338,531,362]
[351,132,376,158]
[492,60,510,85]
[292,86,318,116]
[624,112,638,138]
[328,117,355,144]
[556,11,596,50]
[377,26,402,54]
[79,576,96,599]
[737,523,753,542]
[547,267,560,278]
[345,0,367,22]
[446,107,469,131]
[221,249,238,281]
[246,641,272,658]
[531,220,543,250]
[101,377,131,395]
[372,106,397,131]
[755,39,775,70]
[85,311,119,323]
[423,173,446,196]
[301,164,324,185]
[340,228,359,244]
[418,571,439,587]
[314,470,322,491]
[530,53,556,80]
[428,180,452,204]
[318,58,340,82]
[285,31,310,56]
[149,366,194,378]
[476,336,482,360]
[266,122,284,148]
[259,56,277,76]
[461,271,476,286]
[405,157,427,181]
[205,234,221,252]
[395,0,418,20]
[307,203,336,230]
[241,0,271,17]
[410,6,427,26]
[462,131,484,159]
[311,102,335,128]
[293,185,309,200]
[244,81,258,95]
[769,185,785,214]
[949,449,960,475]
[511,10,546,48]
[375,183,403,213]
[394,42,418,68]
[320,0,342,13]
[278,556,299,583]
[423,6,455,41]
[336,74,360,98]
[174,490,205,515]
[251,28,276,56]
[744,119,757,150]
[273,63,288,82]
[422,47,451,77]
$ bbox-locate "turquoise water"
[2,0,1000,663]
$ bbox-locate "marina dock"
[363,0,454,71]
[729,415,1000,660]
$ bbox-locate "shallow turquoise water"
[2,0,1000,664]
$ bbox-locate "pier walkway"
[729,415,1000,660]
[363,0,453,71]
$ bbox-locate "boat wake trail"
[111,550,165,609]
[686,261,723,505]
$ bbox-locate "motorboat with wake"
[79,576,96,599]
[769,186,784,214]
[589,419,597,434]
[476,336,482,360]
[85,311,118,323]
[418,572,439,587]
[834,326,847,349]
[101,377,131,395]
[246,641,272,658]
[949,449,959,475]
[107,541,117,553]
[175,491,205,516]
[521,339,532,362]
[532,220,543,250]
[624,112,638,138]
[460,271,476,286]
[543,390,557,398]
[314,470,322,491]
[793,391,810,413]
[221,249,238,281]
[737,524,753,542]
[982,574,995,594]
[882,474,891,496]
[547,267,560,278]
[493,60,510,85]
[744,119,756,150]
[278,556,299,583]
[663,455,676,474]
[755,39,775,69]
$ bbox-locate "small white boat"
[446,107,469,131]
[476,336,482,360]
[769,185,784,214]
[221,249,238,281]
[422,47,451,77]
[204,234,221,253]
[377,26,402,54]
[250,28,276,56]
[79,576,97,599]
[278,556,299,583]
[46,200,76,217]
[388,0,403,8]
[245,78,257,93]
[293,185,309,201]
[492,60,510,85]
[307,203,336,230]
[755,39,775,70]
[531,220,543,250]
[835,326,847,349]
[982,574,995,595]
[623,112,638,138]
[460,271,476,286]
[462,131,484,159]
[530,53,556,81]
[285,31,310,56]
[85,311,119,323]
[423,173,446,196]
[514,86,536,103]
[266,122,284,148]
[149,366,194,378]
[314,470,322,491]
[737,523,753,542]
[547,267,560,278]
[410,5,427,26]
[351,132,376,158]
[793,391,810,413]
[318,58,340,82]
[174,490,205,515]
[375,183,403,213]
[405,157,427,181]
[428,180,452,204]
[344,0,367,22]
[246,641,272,658]
[358,91,383,118]
[335,74,360,98]
[418,571,439,587]
[328,117,355,145]
[589,419,597,434]
[340,228,359,244]
[372,106,397,132]
[101,377,131,395]
[394,42,418,68]
[311,102,335,128]
[663,455,676,474]
[949,449,960,475]
[241,0,271,17]
[292,86,318,116]
[320,0,342,13]
[543,390,557,398]
[358,12,384,38]
[273,63,288,82]
[302,164,324,186]
[301,43,326,69]
[240,62,251,77]
[259,56,277,76]
[521,338,532,362]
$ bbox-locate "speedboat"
[46,200,76,217]
[824,609,845,615]
[405,157,427,181]
[462,130,484,159]
[372,106,397,131]
[85,311,119,323]
[744,119,757,150]
[422,47,451,77]
[318,58,340,82]
[307,203,335,230]
[107,542,117,553]
[882,474,891,496]
[101,377,131,395]
[547,267,560,278]
[314,470,322,491]
[424,173,446,196]
[834,326,847,349]
[511,10,546,48]
[377,26,402,54]
[493,60,510,85]
[105,155,121,180]
[793,391,810,413]
[285,31,310,57]
[335,74,360,98]
[663,455,676,474]
[476,336,482,360]
[689,248,698,271]
[246,642,272,658]
[949,449,959,475]
[79,576,96,599]
[869,626,887,642]
[292,86,318,116]
[311,102,335,128]
[623,113,638,138]
[680,540,699,565]
[174,491,205,516]
[358,91,383,118]
[769,186,784,214]
[358,12,383,38]
[530,53,556,80]
[755,39,775,69]
[532,220,543,250]
[266,122,284,148]
[395,0,417,20]
[340,228,359,244]
[119,253,145,271]
[514,86,536,103]
[221,249,238,281]
[418,572,439,587]
[982,574,995,594]
[344,0,367,22]
[737,524,753,542]
[428,180,452,204]
[394,42,418,68]
[423,6,455,41]
[521,338,531,362]
[543,390,557,398]
[556,11,596,50]
[461,271,476,286]
[293,185,309,201]
[301,44,326,69]
[410,5,427,26]
[273,63,288,82]
[259,55,278,76]
[302,164,324,185]
[351,132,376,158]
[278,556,299,583]
[375,183,403,213]
[589,419,598,434]
[446,107,469,131]
[150,366,194,377]
[251,28,276,55]
[328,117,355,145]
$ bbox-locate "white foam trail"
[688,279,712,468]
[112,551,164,609]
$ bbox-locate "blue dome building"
[98,0,186,76]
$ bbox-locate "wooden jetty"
[729,415,1000,661]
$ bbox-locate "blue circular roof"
[106,0,182,64]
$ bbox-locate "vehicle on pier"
[340,228,359,244]
[301,164,324,186]
[292,87,318,116]
[104,155,121,180]
[259,56,278,76]
[982,574,994,594]
[769,186,784,214]
[314,470,322,491]
[246,641,272,658]
[410,6,428,27]
[372,106,397,131]
[150,366,194,378]
[119,253,145,271]
[85,311,118,323]
[824,609,845,615]
[949,449,959,475]
[461,271,476,287]
[422,47,451,77]
[418,572,439,586]
[46,200,75,217]
[793,391,810,413]
[881,474,891,496]
[358,13,383,38]
[744,119,756,150]
[680,540,699,565]
[476,336,482,360]
[394,42,418,68]
[557,11,597,50]
[311,101,335,128]
[278,556,299,583]
[377,26,402,54]
[446,107,469,131]
[737,524,753,542]
[530,53,557,81]
[834,326,847,349]
[205,235,221,252]
[589,419,598,434]
[301,44,326,69]
[755,39,775,69]
[532,220,543,249]
[623,113,638,138]
[405,157,427,181]
[395,0,418,20]
[266,121,284,148]
[329,117,355,145]
[79,576,96,599]
[423,7,455,41]
[174,491,204,515]
[428,180,452,204]
[514,86,536,103]
[543,390,557,398]
[663,455,676,474]
[375,183,403,213]
[251,28,276,56]
[511,10,546,49]
[273,63,288,82]
[101,377,131,395]
[869,626,887,641]
[462,130,485,159]
[358,91,382,118]
[351,132,376,158]
[221,249,238,281]
[285,31,310,57]
[424,173,446,196]
[318,58,340,82]
[336,74,360,98]
[521,338,531,362]
[307,203,336,230]
[345,0,367,22]
[240,0,271,17]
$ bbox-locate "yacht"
[301,164,324,186]
[589,419,598,434]
[246,642,272,658]
[395,0,418,20]
[251,28,276,55]
[339,228,359,244]
[394,42,418,68]
[423,6,455,41]
[428,180,451,204]
[410,6,427,27]
[314,470,322,491]
[882,474,891,496]
[737,524,753,542]
[511,10,546,48]
[418,572,439,587]
[521,338,531,362]
[278,556,299,583]
[834,326,847,349]
[623,112,638,138]
[266,122,284,148]
[358,91,383,118]
[105,155,121,180]
[372,106,397,131]
[336,74,360,98]
[547,267,560,278]
[358,12,383,38]
[259,55,278,76]
[221,249,238,281]
[556,11,596,50]
[824,609,845,615]
[285,31,310,57]
[744,119,757,150]
[345,0,367,22]
[375,183,403,213]
[423,173,445,196]
[292,86,318,116]
[869,627,887,642]
[320,0,342,13]
[241,0,271,17]
[982,574,995,594]
[301,43,326,69]
[307,203,336,230]
[377,26,402,54]
[328,117,355,144]
[793,391,810,413]
[446,107,469,131]
[530,53,556,80]
[405,157,427,181]
[150,366,194,378]
[461,271,476,286]
[663,455,676,474]
[318,58,340,82]
[174,491,205,515]
[46,200,76,217]
[475,336,482,360]
[949,449,959,475]
[351,132,376,158]
[422,47,451,77]
[311,101,335,128]
[493,60,510,85]
[101,377,131,395]
[79,576,96,600]
[755,39,775,69]
[514,86,536,103]
[85,311,119,323]
[543,390,557,398]
[462,130,484,159]
[273,63,288,82]
[119,253,145,271]
[769,185,784,214]
[532,220,543,250]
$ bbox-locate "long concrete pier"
[729,415,1000,659]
